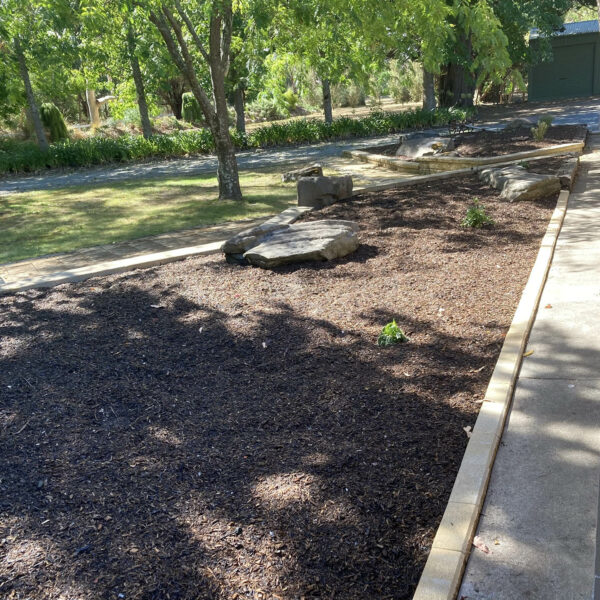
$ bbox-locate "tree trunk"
[422,68,436,110]
[233,87,245,134]
[86,88,101,128]
[322,78,333,123]
[149,5,242,200]
[14,38,48,151]
[214,130,242,199]
[211,60,242,199]
[127,26,153,139]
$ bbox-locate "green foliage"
[332,82,366,108]
[531,120,550,141]
[0,107,473,175]
[461,199,494,228]
[246,89,299,121]
[377,320,409,347]
[182,92,204,125]
[39,103,69,142]
[387,60,423,104]
[538,115,554,127]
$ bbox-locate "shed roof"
[530,19,599,40]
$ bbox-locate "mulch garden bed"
[0,176,558,599]
[367,124,587,158]
[452,124,587,157]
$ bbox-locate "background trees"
[0,0,592,192]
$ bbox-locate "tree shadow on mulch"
[1,281,482,600]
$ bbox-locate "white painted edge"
[412,187,571,600]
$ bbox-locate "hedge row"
[0,107,472,175]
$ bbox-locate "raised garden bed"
[362,125,587,158]
[346,125,587,176]
[0,174,559,599]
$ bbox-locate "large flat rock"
[396,134,454,158]
[224,220,360,268]
[479,165,561,202]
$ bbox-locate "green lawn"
[0,169,299,263]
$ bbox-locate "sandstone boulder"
[504,118,532,131]
[222,220,360,268]
[396,134,455,158]
[244,221,360,268]
[296,175,353,209]
[479,165,561,202]
[557,156,580,190]
[282,164,323,183]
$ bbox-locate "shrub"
[538,115,554,127]
[0,106,473,174]
[531,120,549,141]
[377,320,409,347]
[39,102,69,142]
[182,92,203,124]
[332,82,367,108]
[461,199,494,228]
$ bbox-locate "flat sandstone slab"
[479,165,560,202]
[242,220,360,268]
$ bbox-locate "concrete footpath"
[459,138,600,598]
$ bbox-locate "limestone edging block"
[411,188,570,600]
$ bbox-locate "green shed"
[529,20,600,102]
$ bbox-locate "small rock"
[281,164,323,183]
[503,118,533,131]
[296,175,353,209]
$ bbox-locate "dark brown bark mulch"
[0,176,557,600]
[453,124,587,157]
[368,124,586,158]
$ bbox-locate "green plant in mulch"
[531,120,550,141]
[377,320,409,347]
[461,199,494,229]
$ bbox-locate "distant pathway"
[0,133,402,195]
[1,97,598,195]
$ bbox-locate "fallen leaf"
[463,425,472,438]
[523,350,534,357]
[545,304,552,309]
[473,535,490,554]
[494,538,500,545]
[150,304,163,309]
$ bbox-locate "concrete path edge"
[412,187,571,600]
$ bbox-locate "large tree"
[145,0,243,200]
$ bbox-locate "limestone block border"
[344,141,585,175]
[412,188,571,600]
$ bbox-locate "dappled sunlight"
[0,169,297,263]
[253,472,317,510]
[149,425,183,446]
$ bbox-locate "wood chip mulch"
[453,124,587,157]
[0,175,557,599]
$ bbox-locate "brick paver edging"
[412,188,571,600]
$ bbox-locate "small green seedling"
[377,320,409,347]
[531,121,549,141]
[461,199,494,228]
[538,115,554,127]
[518,160,529,169]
